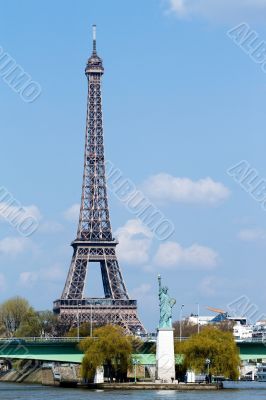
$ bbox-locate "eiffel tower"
[53,26,145,335]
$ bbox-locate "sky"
[1,0,266,331]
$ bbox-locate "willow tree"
[176,326,240,380]
[80,325,132,382]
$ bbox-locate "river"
[1,382,266,399]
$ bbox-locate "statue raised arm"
[158,274,162,290]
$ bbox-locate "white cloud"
[130,283,156,314]
[23,205,42,220]
[0,203,42,222]
[40,263,65,282]
[238,228,266,242]
[115,219,153,265]
[0,236,33,256]
[167,0,266,23]
[19,271,37,287]
[199,276,217,296]
[38,220,64,234]
[168,0,188,16]
[154,241,218,269]
[19,264,65,288]
[0,203,41,220]
[64,204,80,222]
[143,174,229,205]
[115,219,218,270]
[131,283,152,298]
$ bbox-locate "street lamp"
[179,304,184,342]
[132,358,140,384]
[90,303,93,337]
[206,358,211,381]
[197,303,200,334]
[42,320,48,338]
[77,302,81,341]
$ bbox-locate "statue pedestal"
[155,328,175,383]
[94,366,104,383]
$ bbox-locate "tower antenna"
[92,24,97,54]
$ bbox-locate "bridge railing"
[235,337,266,343]
[0,337,84,343]
[1,336,265,344]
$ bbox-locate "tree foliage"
[0,297,60,338]
[37,310,61,337]
[175,326,240,380]
[80,325,133,382]
[216,320,235,332]
[173,319,235,339]
[66,322,98,338]
[15,307,41,337]
[173,320,199,338]
[0,297,31,337]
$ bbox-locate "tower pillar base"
[53,298,146,335]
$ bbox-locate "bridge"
[0,338,266,364]
[0,338,84,364]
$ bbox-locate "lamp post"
[77,302,81,341]
[179,304,184,342]
[206,358,211,382]
[90,303,93,337]
[42,319,48,338]
[197,303,200,334]
[132,358,140,383]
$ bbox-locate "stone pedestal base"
[155,328,175,383]
[94,366,104,383]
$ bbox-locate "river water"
[1,382,266,399]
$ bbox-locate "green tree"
[175,326,240,380]
[38,310,60,337]
[0,297,31,337]
[216,320,235,332]
[15,310,61,338]
[173,320,199,338]
[0,298,60,338]
[67,322,95,338]
[173,319,235,339]
[15,308,41,337]
[0,324,6,336]
[80,325,132,382]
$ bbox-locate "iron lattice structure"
[53,26,145,335]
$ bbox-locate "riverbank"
[0,365,76,386]
[0,368,43,384]
[0,370,223,390]
[86,382,223,390]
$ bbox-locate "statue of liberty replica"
[158,274,176,329]
[156,274,176,383]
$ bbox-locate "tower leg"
[62,247,89,299]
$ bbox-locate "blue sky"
[1,0,266,330]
